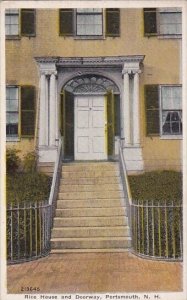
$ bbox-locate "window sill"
[160,135,182,140]
[158,34,182,39]
[6,137,20,142]
[74,35,104,40]
[6,35,21,40]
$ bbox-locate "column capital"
[49,70,58,76]
[122,60,142,76]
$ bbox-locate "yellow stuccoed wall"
[6,9,182,171]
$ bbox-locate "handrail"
[118,140,133,240]
[118,141,132,204]
[49,139,62,206]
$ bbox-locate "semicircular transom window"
[64,75,120,94]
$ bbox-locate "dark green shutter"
[21,9,36,36]
[145,85,160,136]
[60,93,64,136]
[114,94,120,136]
[64,91,74,158]
[144,8,157,35]
[107,91,115,156]
[21,86,35,137]
[106,9,120,37]
[59,9,74,36]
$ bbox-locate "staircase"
[50,162,131,253]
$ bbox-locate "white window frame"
[157,8,182,39]
[5,9,20,37]
[159,85,182,139]
[6,86,20,141]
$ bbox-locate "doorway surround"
[35,55,145,172]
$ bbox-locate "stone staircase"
[50,162,131,253]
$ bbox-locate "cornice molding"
[35,55,145,67]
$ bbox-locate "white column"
[133,72,140,145]
[49,72,57,146]
[39,72,47,146]
[123,71,131,145]
[55,77,59,146]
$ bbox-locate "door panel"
[75,95,107,160]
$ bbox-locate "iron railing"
[7,140,62,264]
[131,199,183,260]
[7,201,51,264]
[118,140,183,260]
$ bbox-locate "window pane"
[6,112,19,124]
[162,110,182,135]
[6,100,19,111]
[6,9,19,14]
[161,86,182,110]
[77,8,102,13]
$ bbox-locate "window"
[76,9,102,36]
[5,9,19,36]
[59,8,120,38]
[6,86,19,139]
[5,9,36,37]
[145,85,182,137]
[6,86,35,140]
[161,86,182,136]
[144,8,182,37]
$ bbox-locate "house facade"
[6,8,182,173]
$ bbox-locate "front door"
[74,95,107,160]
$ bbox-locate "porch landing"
[7,252,182,293]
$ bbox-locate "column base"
[123,146,144,174]
[38,146,58,163]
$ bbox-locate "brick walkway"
[7,252,182,293]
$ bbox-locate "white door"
[74,95,107,160]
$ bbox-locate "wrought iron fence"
[118,140,183,261]
[7,140,63,264]
[131,199,183,260]
[7,201,51,264]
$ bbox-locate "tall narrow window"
[6,86,19,139]
[161,86,182,135]
[76,9,103,36]
[5,9,19,36]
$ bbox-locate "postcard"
[0,1,186,300]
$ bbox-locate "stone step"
[50,248,129,253]
[55,207,126,217]
[51,226,130,238]
[56,199,122,209]
[60,177,120,185]
[58,190,123,200]
[53,216,128,227]
[59,183,123,192]
[50,237,131,249]
[61,170,120,179]
[62,164,118,172]
[62,162,118,167]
